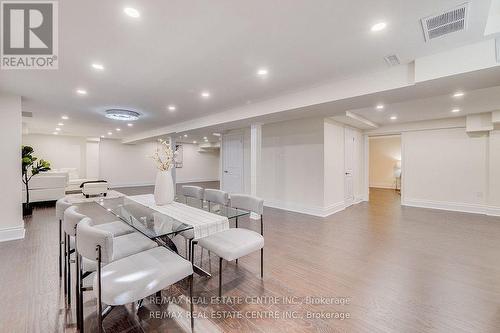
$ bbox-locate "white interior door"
[344,128,355,205]
[222,134,244,193]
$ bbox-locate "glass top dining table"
[91,194,249,239]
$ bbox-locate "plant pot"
[154,170,174,205]
[23,203,33,216]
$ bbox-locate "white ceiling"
[349,85,500,126]
[0,0,495,138]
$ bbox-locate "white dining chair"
[195,189,230,270]
[63,206,154,331]
[56,197,72,283]
[76,217,195,332]
[181,185,205,259]
[204,189,229,212]
[182,185,205,207]
[196,194,264,297]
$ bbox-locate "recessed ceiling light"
[212,132,221,137]
[168,105,176,111]
[184,134,188,137]
[127,123,133,127]
[371,22,387,32]
[376,104,384,110]
[451,108,461,113]
[453,92,465,98]
[91,63,104,71]
[390,115,398,120]
[61,115,69,120]
[123,7,140,18]
[100,135,105,138]
[201,91,211,98]
[58,123,64,126]
[203,136,207,140]
[116,128,121,131]
[108,131,113,135]
[105,109,140,121]
[193,141,197,144]
[76,89,87,95]
[257,68,269,76]
[53,132,58,135]
[55,127,61,131]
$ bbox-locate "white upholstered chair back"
[204,189,229,206]
[182,185,204,199]
[230,194,264,215]
[56,197,72,221]
[63,206,87,236]
[76,218,114,263]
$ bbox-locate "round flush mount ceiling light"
[105,109,140,121]
[376,104,384,110]
[371,22,387,32]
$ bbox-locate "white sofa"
[22,175,67,203]
[44,168,97,192]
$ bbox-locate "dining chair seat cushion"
[94,247,193,306]
[93,221,134,237]
[82,232,158,272]
[198,228,264,262]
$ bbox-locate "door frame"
[364,133,404,203]
[220,133,244,193]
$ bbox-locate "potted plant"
[22,146,51,216]
[150,139,175,205]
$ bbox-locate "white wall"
[99,139,157,187]
[22,134,87,178]
[260,117,325,214]
[402,128,490,213]
[369,136,401,189]
[0,94,24,242]
[175,143,220,183]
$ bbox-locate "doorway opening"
[368,135,402,202]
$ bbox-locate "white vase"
[154,170,174,205]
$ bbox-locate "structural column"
[168,136,177,195]
[0,94,24,242]
[250,124,262,219]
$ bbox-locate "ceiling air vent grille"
[421,3,468,41]
[384,54,400,67]
[22,111,33,118]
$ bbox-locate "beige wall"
[369,136,401,189]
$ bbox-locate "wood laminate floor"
[1,186,500,333]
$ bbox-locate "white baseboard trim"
[0,223,25,243]
[264,199,347,218]
[370,183,395,189]
[177,178,220,184]
[111,182,155,188]
[403,198,500,217]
